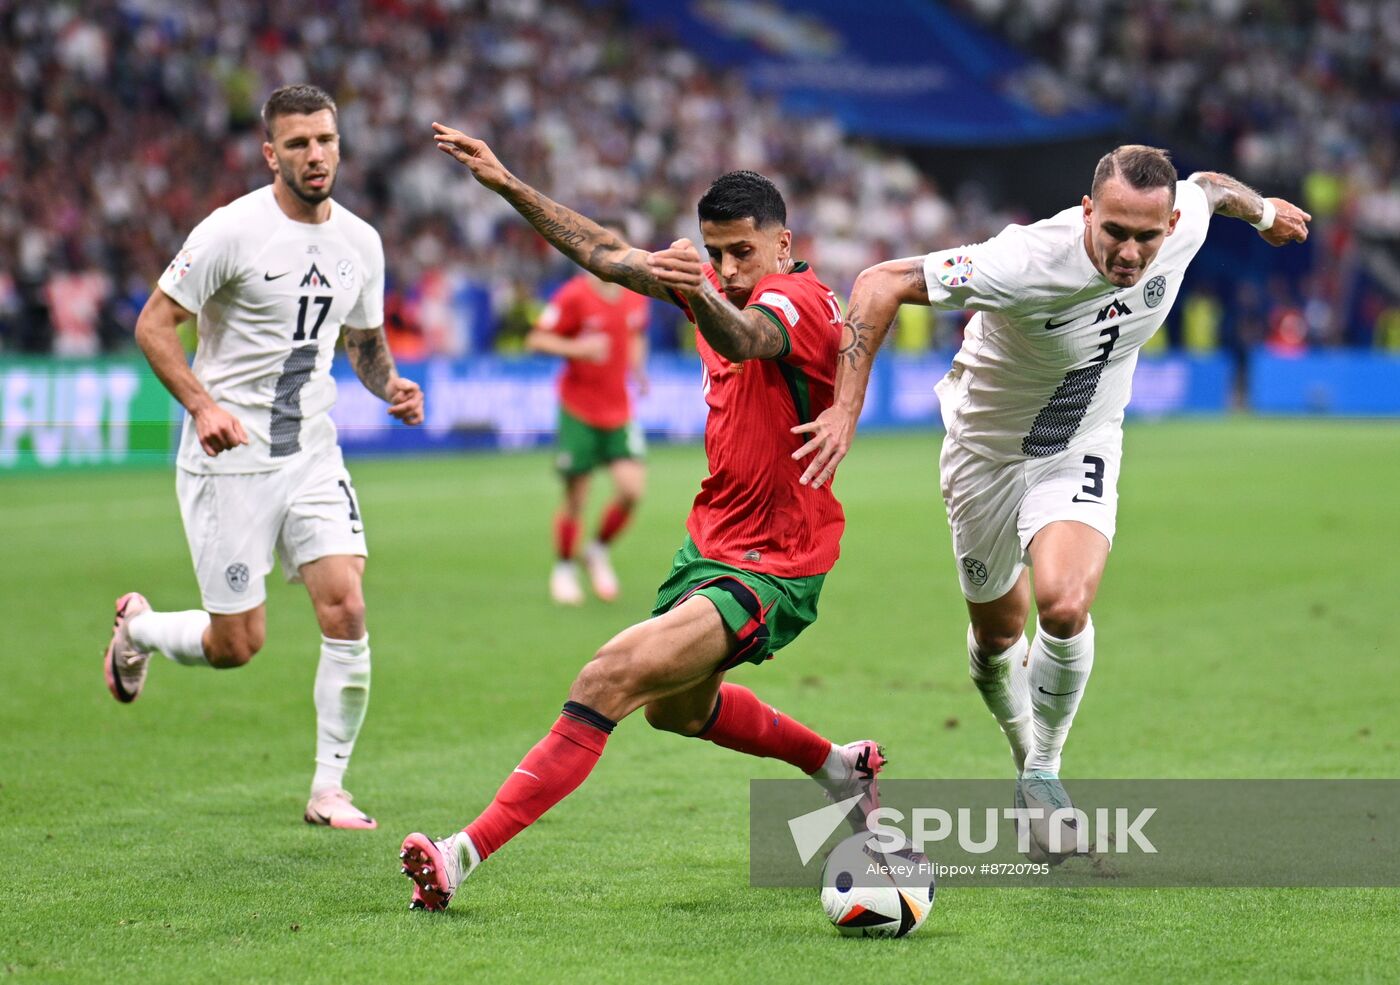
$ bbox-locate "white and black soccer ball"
[819,834,935,938]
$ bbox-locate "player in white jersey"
[101,85,424,830]
[793,146,1310,860]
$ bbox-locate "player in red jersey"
[393,124,884,911]
[526,242,650,605]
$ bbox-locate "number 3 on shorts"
[1073,455,1105,502]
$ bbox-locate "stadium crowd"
[0,0,1002,358]
[2,0,1396,357]
[953,0,1400,350]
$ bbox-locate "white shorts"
[939,431,1122,603]
[176,445,368,614]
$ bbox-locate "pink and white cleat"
[583,542,619,602]
[814,739,886,834]
[103,592,151,703]
[550,561,585,606]
[401,831,480,911]
[304,787,378,830]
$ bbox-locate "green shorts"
[651,535,826,669]
[555,407,645,477]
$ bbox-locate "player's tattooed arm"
[790,255,929,488]
[1189,171,1312,246]
[431,123,673,301]
[1188,171,1269,223]
[343,327,395,398]
[344,326,425,424]
[688,281,786,362]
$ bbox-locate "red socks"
[597,500,633,545]
[554,514,580,560]
[465,702,615,860]
[697,683,830,775]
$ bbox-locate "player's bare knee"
[315,594,366,640]
[206,636,259,668]
[972,624,1022,656]
[1037,595,1091,639]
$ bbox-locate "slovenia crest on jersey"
[166,249,193,282]
[1143,274,1167,308]
[336,259,356,290]
[938,255,974,287]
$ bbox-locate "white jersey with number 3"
[924,179,1211,462]
[158,186,385,474]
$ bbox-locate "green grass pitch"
[2,419,1397,983]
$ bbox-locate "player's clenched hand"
[432,123,510,191]
[386,377,424,426]
[1261,198,1311,247]
[647,239,706,298]
[192,403,248,457]
[790,404,858,489]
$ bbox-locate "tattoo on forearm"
[692,285,781,362]
[344,328,395,400]
[515,198,589,253]
[1191,171,1265,223]
[839,304,876,372]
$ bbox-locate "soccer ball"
[819,833,936,938]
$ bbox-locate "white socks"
[128,609,210,667]
[1025,617,1095,775]
[312,634,371,794]
[967,625,1032,773]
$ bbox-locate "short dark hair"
[262,84,338,139]
[1091,145,1177,206]
[697,170,787,228]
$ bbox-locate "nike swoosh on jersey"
[264,271,291,281]
[1044,316,1075,330]
[1070,494,1101,504]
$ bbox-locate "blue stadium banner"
[622,0,1121,144]
[329,352,1235,456]
[1249,351,1400,415]
[0,356,176,472]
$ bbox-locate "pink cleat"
[814,739,886,834]
[401,831,479,911]
[103,592,151,703]
[583,542,619,602]
[550,561,585,606]
[304,788,377,830]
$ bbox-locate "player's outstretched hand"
[647,239,706,299]
[1262,198,1311,247]
[432,123,510,191]
[790,404,858,489]
[193,403,249,457]
[386,377,425,425]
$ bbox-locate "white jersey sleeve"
[343,227,386,330]
[157,207,241,314]
[922,229,1033,315]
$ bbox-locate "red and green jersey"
[537,275,649,429]
[672,261,845,578]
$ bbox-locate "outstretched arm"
[791,257,930,488]
[1188,171,1311,246]
[433,123,673,302]
[343,326,424,425]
